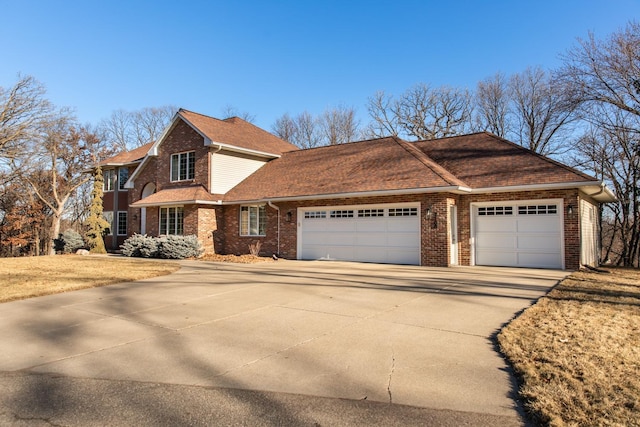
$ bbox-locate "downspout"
[267,201,280,256]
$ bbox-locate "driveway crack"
[387,348,395,404]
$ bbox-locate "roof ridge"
[395,138,468,187]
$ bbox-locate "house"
[98,109,616,270]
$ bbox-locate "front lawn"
[499,267,640,426]
[0,255,180,303]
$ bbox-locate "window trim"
[103,211,114,235]
[103,169,115,192]
[159,206,184,235]
[170,151,196,182]
[240,205,266,236]
[118,167,129,190]
[117,211,128,236]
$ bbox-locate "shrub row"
[121,234,203,259]
[53,229,85,254]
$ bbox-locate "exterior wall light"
[567,204,574,215]
[286,211,293,222]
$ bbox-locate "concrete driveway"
[0,260,568,426]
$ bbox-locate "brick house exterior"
[98,109,616,270]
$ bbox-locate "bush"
[53,229,85,254]
[121,234,159,258]
[157,235,203,259]
[121,234,203,259]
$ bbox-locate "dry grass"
[498,267,640,426]
[0,255,180,303]
[197,253,275,263]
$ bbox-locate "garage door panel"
[517,217,561,232]
[355,219,387,232]
[517,234,560,250]
[387,233,420,246]
[476,233,515,250]
[387,218,419,232]
[386,249,420,265]
[356,233,387,246]
[476,250,518,266]
[517,253,562,269]
[323,232,356,245]
[476,219,516,232]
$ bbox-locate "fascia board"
[223,186,471,205]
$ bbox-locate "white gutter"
[131,199,223,208]
[470,181,617,202]
[226,185,471,205]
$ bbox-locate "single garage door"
[298,204,420,265]
[473,200,564,269]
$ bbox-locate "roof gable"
[99,142,154,167]
[178,109,298,157]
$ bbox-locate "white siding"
[210,151,268,194]
[580,199,599,267]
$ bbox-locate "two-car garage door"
[298,203,420,265]
[472,200,564,269]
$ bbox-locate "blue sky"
[2,0,638,131]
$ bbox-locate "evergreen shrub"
[121,234,203,259]
[53,229,86,254]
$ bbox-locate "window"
[160,207,184,235]
[103,169,115,191]
[388,207,418,217]
[304,211,327,219]
[330,210,354,218]
[518,205,558,215]
[478,206,513,216]
[117,211,127,235]
[358,209,384,217]
[171,151,195,181]
[240,205,266,236]
[118,168,129,190]
[103,211,113,235]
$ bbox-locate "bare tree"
[99,105,177,151]
[366,90,401,138]
[474,73,511,137]
[271,111,322,149]
[318,105,360,145]
[366,84,473,141]
[271,113,298,142]
[0,75,53,161]
[509,66,576,155]
[558,21,640,266]
[220,104,256,123]
[19,116,111,254]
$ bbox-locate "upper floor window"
[240,205,266,236]
[118,167,129,190]
[171,151,195,181]
[103,169,115,192]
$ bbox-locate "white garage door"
[473,200,564,269]
[298,204,420,265]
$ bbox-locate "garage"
[472,199,564,269]
[298,203,420,265]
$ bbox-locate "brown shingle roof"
[179,109,298,156]
[224,137,468,202]
[414,132,597,188]
[99,142,154,166]
[130,185,222,207]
